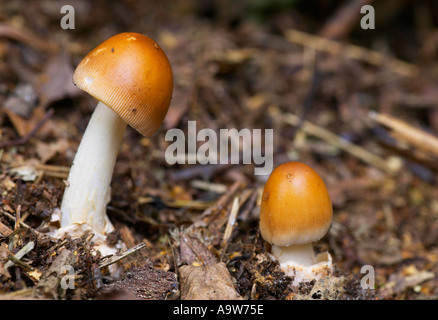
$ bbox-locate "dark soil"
[1,0,438,300]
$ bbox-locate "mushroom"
[259,161,333,285]
[56,32,173,255]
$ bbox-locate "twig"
[7,255,34,271]
[168,163,233,181]
[318,0,374,40]
[98,242,147,269]
[0,109,54,148]
[8,163,70,181]
[238,189,258,222]
[285,29,418,77]
[164,199,215,210]
[222,197,240,245]
[4,241,35,269]
[34,164,70,173]
[220,197,240,262]
[270,106,399,174]
[295,46,321,140]
[369,111,438,158]
[14,205,21,231]
[0,209,42,236]
[190,180,227,194]
[192,181,244,228]
[0,23,58,53]
[5,228,24,239]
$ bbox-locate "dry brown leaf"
[2,106,46,137]
[380,265,435,297]
[0,221,13,237]
[0,244,11,279]
[163,86,191,130]
[179,262,243,300]
[35,139,69,163]
[179,232,217,266]
[36,50,82,109]
[1,176,16,191]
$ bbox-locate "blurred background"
[1,0,438,300]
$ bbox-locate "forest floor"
[0,0,438,300]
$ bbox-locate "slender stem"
[60,101,127,236]
[271,243,316,267]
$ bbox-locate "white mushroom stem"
[271,243,316,267]
[60,101,127,237]
[271,243,333,286]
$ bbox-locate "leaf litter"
[1,0,438,300]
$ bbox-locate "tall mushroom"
[56,33,173,255]
[259,161,333,285]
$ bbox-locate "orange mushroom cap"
[259,161,333,247]
[73,32,173,136]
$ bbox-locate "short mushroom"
[56,32,173,255]
[259,161,333,285]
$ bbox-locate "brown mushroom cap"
[73,32,173,136]
[259,161,333,247]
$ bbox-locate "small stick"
[194,181,244,223]
[285,29,418,77]
[9,163,71,173]
[4,241,35,269]
[8,205,22,250]
[165,199,214,210]
[318,0,374,40]
[190,180,227,194]
[14,205,21,231]
[0,23,58,53]
[7,255,34,271]
[40,171,69,180]
[99,242,147,269]
[238,189,258,222]
[0,209,42,236]
[222,197,240,245]
[220,197,241,262]
[369,111,438,158]
[34,164,70,173]
[6,228,23,239]
[169,163,233,181]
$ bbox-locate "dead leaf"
[1,176,16,191]
[0,221,13,237]
[380,265,435,297]
[0,244,11,279]
[179,232,217,266]
[9,164,39,182]
[179,262,243,300]
[163,86,191,130]
[35,139,69,163]
[4,83,38,118]
[2,106,47,138]
[36,50,81,109]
